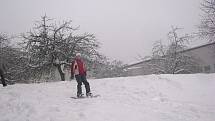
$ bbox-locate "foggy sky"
[0,0,203,64]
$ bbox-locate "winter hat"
[76,53,81,57]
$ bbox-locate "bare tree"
[199,0,215,42]
[149,27,200,74]
[91,55,125,78]
[0,33,27,83]
[22,15,100,81]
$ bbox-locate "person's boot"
[3,84,7,87]
[77,93,84,98]
[86,92,92,97]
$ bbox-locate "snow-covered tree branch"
[148,27,200,74]
[21,15,100,81]
[199,0,215,42]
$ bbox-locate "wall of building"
[184,43,215,73]
[124,61,154,76]
[125,43,215,76]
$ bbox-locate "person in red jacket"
[71,53,92,97]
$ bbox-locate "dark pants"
[75,74,91,95]
[0,69,7,86]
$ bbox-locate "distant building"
[124,42,215,76]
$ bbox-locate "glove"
[84,72,87,76]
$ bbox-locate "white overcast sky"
[0,0,204,64]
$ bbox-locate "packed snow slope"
[0,74,215,121]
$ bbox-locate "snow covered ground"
[0,73,215,121]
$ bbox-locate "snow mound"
[0,73,215,121]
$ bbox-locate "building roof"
[179,42,215,53]
[124,42,215,69]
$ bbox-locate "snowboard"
[70,94,101,99]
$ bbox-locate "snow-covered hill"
[0,74,215,121]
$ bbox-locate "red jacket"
[71,59,87,76]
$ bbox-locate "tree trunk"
[56,64,65,81]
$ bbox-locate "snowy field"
[0,74,215,121]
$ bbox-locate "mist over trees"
[1,0,214,82]
[21,15,101,81]
[0,16,126,83]
[139,0,215,75]
[142,27,200,74]
[91,56,125,78]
